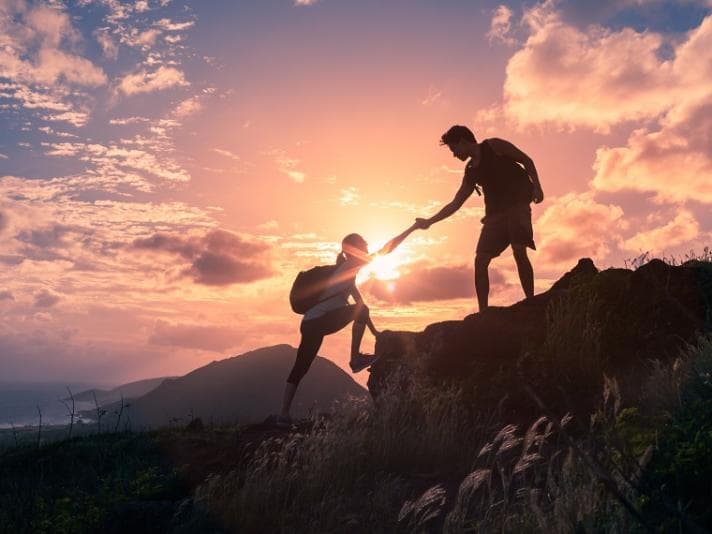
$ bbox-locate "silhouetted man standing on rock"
[415,125,544,311]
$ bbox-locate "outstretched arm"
[415,178,476,229]
[487,138,544,203]
[375,223,418,256]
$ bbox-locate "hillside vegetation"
[1,256,711,533]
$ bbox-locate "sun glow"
[357,241,410,284]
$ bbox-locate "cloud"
[264,149,307,183]
[620,209,700,253]
[0,255,25,266]
[503,2,675,132]
[155,18,195,31]
[24,4,78,47]
[131,229,274,286]
[124,28,162,49]
[174,96,202,118]
[421,86,443,106]
[15,223,89,262]
[42,110,91,127]
[257,220,279,231]
[212,148,241,161]
[0,290,14,301]
[185,253,273,286]
[535,192,627,269]
[0,175,218,285]
[339,187,360,206]
[0,4,107,88]
[17,224,74,248]
[149,319,240,352]
[0,4,106,129]
[592,92,712,204]
[294,0,318,5]
[94,29,117,60]
[109,116,150,125]
[34,289,60,308]
[38,48,108,86]
[38,126,78,138]
[361,262,504,304]
[117,66,189,96]
[43,140,191,184]
[487,5,517,46]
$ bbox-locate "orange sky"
[0,0,710,385]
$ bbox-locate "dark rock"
[368,258,712,424]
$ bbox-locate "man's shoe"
[350,353,379,373]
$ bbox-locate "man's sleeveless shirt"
[464,140,533,217]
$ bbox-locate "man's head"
[440,125,477,161]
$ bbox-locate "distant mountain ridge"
[112,344,367,428]
[70,377,175,405]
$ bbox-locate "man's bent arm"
[487,138,544,202]
[419,179,476,228]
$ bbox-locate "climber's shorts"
[476,204,535,258]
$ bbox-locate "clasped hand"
[414,218,431,230]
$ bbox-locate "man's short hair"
[440,125,477,146]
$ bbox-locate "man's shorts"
[476,204,536,258]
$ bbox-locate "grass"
[1,253,710,533]
[191,334,712,533]
[195,376,489,533]
[0,431,187,534]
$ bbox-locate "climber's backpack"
[289,264,339,314]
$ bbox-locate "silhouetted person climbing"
[277,225,417,425]
[415,125,544,311]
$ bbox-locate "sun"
[356,238,410,284]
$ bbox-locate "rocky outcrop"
[368,258,712,423]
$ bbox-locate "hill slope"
[124,344,367,428]
[369,257,712,422]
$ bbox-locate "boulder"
[368,258,712,423]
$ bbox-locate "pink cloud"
[94,28,119,59]
[620,209,700,253]
[155,18,195,31]
[117,66,189,96]
[361,262,507,304]
[535,192,627,269]
[132,229,274,286]
[24,5,78,47]
[173,96,202,118]
[592,95,712,204]
[0,4,106,88]
[501,7,712,136]
[34,289,61,308]
[487,5,517,46]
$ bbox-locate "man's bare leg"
[512,245,534,299]
[475,253,493,312]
